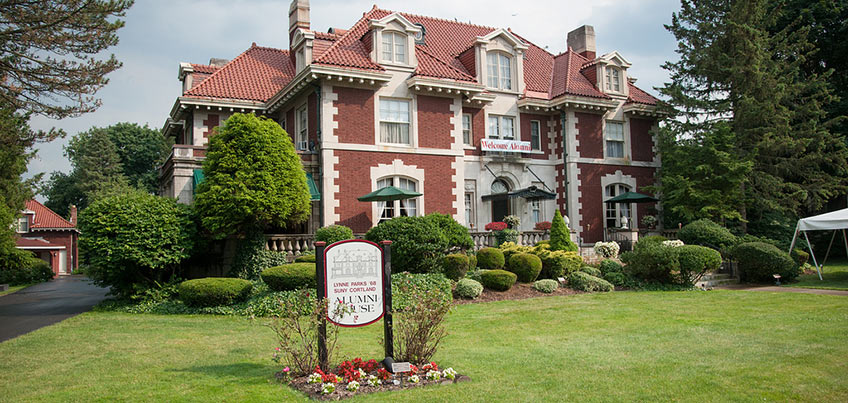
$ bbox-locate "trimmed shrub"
[294,254,315,263]
[550,210,578,252]
[603,272,628,287]
[534,244,583,279]
[568,271,614,292]
[493,229,519,246]
[391,272,452,311]
[466,269,483,282]
[532,279,558,293]
[480,269,517,291]
[365,216,448,273]
[477,247,505,270]
[633,235,667,252]
[425,213,474,252]
[261,263,316,291]
[506,253,543,283]
[620,243,679,283]
[468,253,477,270]
[732,242,799,282]
[599,259,623,276]
[678,219,737,251]
[499,242,534,263]
[791,248,810,266]
[677,245,722,285]
[455,278,483,299]
[0,258,53,285]
[230,232,288,280]
[578,265,602,277]
[178,278,253,307]
[442,253,470,281]
[315,225,354,245]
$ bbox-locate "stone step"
[700,273,732,281]
[696,277,739,288]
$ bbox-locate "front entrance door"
[58,250,67,275]
[492,198,509,223]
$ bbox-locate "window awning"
[192,169,205,195]
[306,173,320,201]
[482,185,556,201]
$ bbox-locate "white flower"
[358,368,367,378]
[367,375,380,387]
[425,370,441,381]
[307,373,322,384]
[443,367,457,380]
[663,239,684,247]
[346,381,360,392]
[408,375,420,383]
[593,241,620,258]
[321,383,336,395]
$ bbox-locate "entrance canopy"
[481,185,556,202]
[604,191,658,204]
[788,208,848,281]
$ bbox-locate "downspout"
[560,112,569,217]
[312,83,323,230]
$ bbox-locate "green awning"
[604,191,658,204]
[357,186,422,202]
[306,173,320,201]
[192,169,205,195]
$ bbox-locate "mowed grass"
[0,283,33,297]
[794,258,848,290]
[1,291,847,402]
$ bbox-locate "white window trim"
[377,97,413,146]
[376,176,419,222]
[485,51,514,91]
[370,159,425,227]
[296,104,308,151]
[487,114,516,139]
[380,30,409,66]
[464,191,476,230]
[604,120,627,160]
[601,171,638,233]
[15,216,29,233]
[462,113,473,146]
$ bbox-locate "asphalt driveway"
[0,275,109,343]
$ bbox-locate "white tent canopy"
[788,207,848,281]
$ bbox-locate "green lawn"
[0,283,33,297]
[1,291,847,401]
[793,259,848,290]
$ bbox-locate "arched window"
[491,179,509,194]
[605,66,622,92]
[490,179,510,223]
[377,176,418,223]
[605,184,632,229]
[382,32,407,64]
[486,52,512,90]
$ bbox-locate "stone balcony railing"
[170,144,207,160]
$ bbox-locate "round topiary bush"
[294,254,316,263]
[455,278,484,299]
[633,235,667,252]
[578,265,601,277]
[480,269,517,291]
[315,225,354,245]
[178,278,253,307]
[732,242,798,283]
[678,219,737,251]
[506,252,542,283]
[568,271,614,292]
[532,279,558,293]
[364,216,448,273]
[603,272,628,287]
[533,246,582,279]
[599,259,623,276]
[476,247,505,270]
[677,245,722,285]
[261,263,316,291]
[442,253,470,281]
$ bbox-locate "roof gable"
[24,200,76,230]
[184,44,295,102]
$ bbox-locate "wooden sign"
[323,239,384,327]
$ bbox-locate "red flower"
[534,221,552,231]
[405,364,419,376]
[485,221,508,231]
[421,362,439,372]
[377,368,391,380]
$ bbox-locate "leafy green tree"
[0,0,132,118]
[194,113,311,238]
[103,123,171,192]
[66,126,129,205]
[78,189,195,297]
[42,172,83,219]
[659,0,847,237]
[549,210,577,252]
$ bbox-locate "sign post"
[381,240,394,359]
[314,241,328,371]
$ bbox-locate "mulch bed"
[453,282,583,304]
[283,372,471,400]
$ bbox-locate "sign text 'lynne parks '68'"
[323,240,384,327]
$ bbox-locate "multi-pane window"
[464,192,475,229]
[462,114,472,145]
[380,99,411,144]
[296,105,308,151]
[382,32,407,64]
[296,49,305,71]
[377,177,418,223]
[530,120,541,150]
[605,66,621,92]
[15,216,28,233]
[605,121,625,158]
[488,115,515,139]
[605,184,632,229]
[486,52,512,90]
[531,200,541,224]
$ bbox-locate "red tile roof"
[15,237,64,248]
[626,82,659,105]
[24,200,75,229]
[191,64,220,74]
[414,45,476,82]
[549,50,610,100]
[184,44,295,102]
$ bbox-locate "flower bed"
[278,359,469,400]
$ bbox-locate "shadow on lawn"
[169,362,274,382]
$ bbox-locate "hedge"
[294,254,316,263]
[178,278,253,307]
[260,263,316,291]
[480,269,517,291]
[568,271,613,292]
[315,225,354,245]
[532,279,558,293]
[442,253,470,281]
[477,247,505,270]
[0,259,53,285]
[364,216,448,273]
[677,245,722,285]
[506,253,542,283]
[391,272,452,311]
[534,244,583,279]
[732,242,799,282]
[578,265,602,277]
[599,259,623,276]
[678,219,737,251]
[455,278,484,299]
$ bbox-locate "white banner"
[480,139,531,153]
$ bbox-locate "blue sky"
[26,0,681,190]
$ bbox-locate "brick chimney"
[567,25,596,60]
[289,0,310,46]
[69,205,77,226]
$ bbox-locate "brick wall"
[202,114,219,142]
[576,164,657,243]
[575,112,603,159]
[308,92,318,145]
[334,87,375,144]
[630,117,655,162]
[519,113,550,160]
[417,95,453,149]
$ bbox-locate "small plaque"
[557,277,566,283]
[391,362,412,373]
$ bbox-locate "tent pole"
[788,224,800,253]
[822,230,836,269]
[803,231,823,281]
[843,229,848,263]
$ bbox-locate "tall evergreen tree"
[65,127,129,206]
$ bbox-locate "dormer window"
[605,66,621,92]
[382,32,407,64]
[15,216,29,233]
[487,52,512,90]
